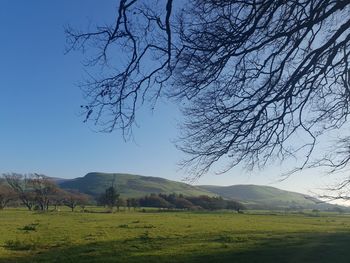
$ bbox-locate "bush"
[20,223,39,232]
[4,239,37,251]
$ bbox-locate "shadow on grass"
[2,232,350,263]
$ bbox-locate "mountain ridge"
[57,172,343,210]
[58,172,213,198]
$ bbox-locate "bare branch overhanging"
[66,0,350,178]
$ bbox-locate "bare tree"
[30,174,59,211]
[50,188,68,211]
[3,173,60,211]
[0,184,17,210]
[3,173,36,211]
[63,190,90,212]
[66,1,350,179]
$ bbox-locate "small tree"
[116,197,125,212]
[64,190,89,212]
[126,198,131,211]
[126,198,139,211]
[226,200,246,213]
[130,198,139,211]
[50,188,68,211]
[30,174,59,211]
[102,186,120,211]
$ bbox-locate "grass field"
[1,208,350,262]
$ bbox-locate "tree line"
[137,193,245,212]
[0,173,245,212]
[0,173,89,211]
[97,189,245,212]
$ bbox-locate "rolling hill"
[59,172,213,198]
[58,172,342,210]
[200,185,335,210]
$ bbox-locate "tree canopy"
[66,1,350,179]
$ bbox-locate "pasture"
[1,209,350,262]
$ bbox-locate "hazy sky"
[0,0,343,195]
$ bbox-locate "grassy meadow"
[1,208,350,262]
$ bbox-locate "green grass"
[1,208,350,262]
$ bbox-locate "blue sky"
[0,0,340,195]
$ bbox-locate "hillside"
[58,173,342,210]
[200,184,335,210]
[59,172,213,198]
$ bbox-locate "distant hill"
[200,184,336,210]
[57,172,343,211]
[58,172,213,198]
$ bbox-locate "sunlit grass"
[1,208,350,262]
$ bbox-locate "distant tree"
[3,173,36,211]
[159,193,177,204]
[50,188,67,211]
[102,186,120,211]
[126,198,131,211]
[99,175,122,211]
[139,194,171,209]
[29,174,59,211]
[138,193,245,211]
[97,193,107,207]
[2,173,93,212]
[130,198,139,211]
[173,197,194,210]
[186,196,211,210]
[209,196,227,210]
[0,184,17,210]
[63,190,90,212]
[116,197,125,212]
[226,200,246,213]
[186,195,227,210]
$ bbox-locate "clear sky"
[0,0,342,196]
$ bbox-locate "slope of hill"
[200,184,334,210]
[58,172,342,210]
[59,172,213,198]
